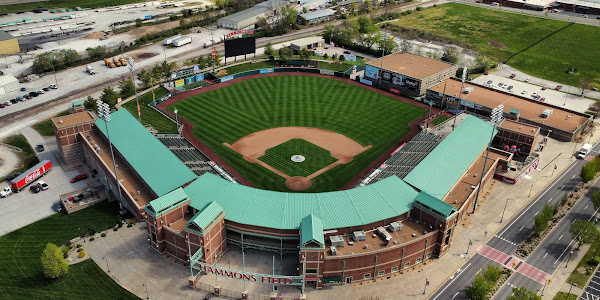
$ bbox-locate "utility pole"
[128,57,141,123]
[211,26,216,73]
[452,68,467,130]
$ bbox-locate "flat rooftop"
[499,119,540,137]
[430,78,589,133]
[52,111,95,129]
[367,52,455,80]
[323,219,432,257]
[168,213,192,233]
[83,130,154,208]
[444,150,511,210]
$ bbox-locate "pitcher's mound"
[286,176,312,191]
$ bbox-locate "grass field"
[122,86,177,133]
[0,0,146,14]
[0,201,139,299]
[553,292,578,300]
[32,111,69,136]
[391,3,600,87]
[430,115,451,126]
[259,139,337,177]
[567,240,599,287]
[169,75,426,192]
[1,134,40,181]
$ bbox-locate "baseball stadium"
[50,52,591,297]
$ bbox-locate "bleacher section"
[157,135,219,176]
[373,132,443,182]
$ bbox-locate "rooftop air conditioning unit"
[330,246,337,256]
[464,87,474,94]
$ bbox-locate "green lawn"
[32,111,69,137]
[0,201,139,299]
[553,292,578,300]
[169,75,426,192]
[567,241,600,287]
[391,3,600,87]
[1,134,40,180]
[219,61,275,77]
[122,86,177,133]
[259,139,337,177]
[430,115,451,126]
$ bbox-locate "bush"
[113,227,118,231]
[127,224,132,228]
[78,251,86,258]
[76,244,82,248]
[100,233,106,237]
[128,219,137,225]
[77,248,83,252]
[89,237,95,242]
[416,6,423,11]
[60,245,69,258]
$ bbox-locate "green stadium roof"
[177,173,418,230]
[300,215,324,249]
[403,115,494,199]
[414,191,456,220]
[145,187,188,216]
[186,202,224,233]
[96,109,197,197]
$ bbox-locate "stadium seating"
[157,135,219,176]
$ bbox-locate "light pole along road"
[431,140,600,300]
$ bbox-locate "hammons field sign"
[197,262,304,285]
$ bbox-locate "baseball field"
[168,75,426,192]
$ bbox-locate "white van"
[491,2,500,6]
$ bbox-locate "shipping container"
[10,160,52,191]
[163,34,182,45]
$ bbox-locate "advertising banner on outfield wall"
[365,65,379,79]
[195,74,204,82]
[185,76,195,85]
[221,75,234,82]
[345,54,356,62]
[360,77,372,86]
[175,79,184,87]
[260,68,274,74]
[193,65,200,74]
[460,99,474,108]
[320,69,335,75]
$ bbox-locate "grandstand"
[375,132,443,181]
[157,134,219,176]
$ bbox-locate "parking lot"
[471,73,595,114]
[0,126,91,236]
[580,267,600,300]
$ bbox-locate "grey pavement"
[0,127,91,237]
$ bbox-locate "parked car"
[29,91,39,97]
[582,15,588,18]
[42,87,51,92]
[507,85,513,90]
[483,72,488,75]
[4,101,10,106]
[38,89,45,94]
[0,103,5,108]
[556,85,563,90]
[36,144,44,152]
[71,174,88,183]
[343,50,351,54]
[49,84,58,89]
[539,97,545,102]
[532,92,539,96]
[51,202,62,212]
[30,185,41,193]
[37,181,49,190]
[22,95,30,100]
[525,77,530,82]
[487,80,493,84]
[15,96,22,102]
[541,86,547,90]
[20,87,26,91]
[521,90,527,95]
[314,50,325,57]
[510,74,516,78]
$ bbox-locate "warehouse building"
[425,78,592,141]
[218,0,287,30]
[0,31,19,55]
[364,52,458,97]
[297,9,334,25]
[289,36,324,51]
[0,74,19,95]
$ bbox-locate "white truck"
[577,143,592,159]
[172,36,192,47]
[0,186,13,198]
[163,34,182,45]
[86,65,96,75]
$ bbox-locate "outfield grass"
[32,111,69,137]
[430,115,451,126]
[391,3,600,87]
[259,139,337,177]
[170,75,426,192]
[0,201,139,299]
[122,86,177,133]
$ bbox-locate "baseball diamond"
[166,75,426,192]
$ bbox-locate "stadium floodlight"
[97,100,124,211]
[452,68,468,131]
[472,104,504,213]
[174,108,179,133]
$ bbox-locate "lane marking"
[585,205,589,210]
[559,234,563,240]
[497,162,578,237]
[431,263,472,300]
[519,226,524,231]
[543,253,548,258]
[555,207,600,265]
[451,292,459,299]
[573,175,577,178]
[548,197,553,203]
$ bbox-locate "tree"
[264,42,275,56]
[160,61,173,80]
[40,243,68,279]
[581,162,596,183]
[441,47,459,65]
[339,54,346,62]
[302,6,308,13]
[357,16,377,34]
[593,190,600,211]
[196,55,208,70]
[85,46,106,60]
[399,39,413,53]
[481,265,501,283]
[100,87,120,109]
[578,77,593,97]
[349,1,358,14]
[507,287,541,300]
[570,219,599,249]
[118,76,135,99]
[135,18,143,27]
[465,273,492,300]
[279,47,293,60]
[84,96,97,111]
[534,204,554,234]
[299,47,311,59]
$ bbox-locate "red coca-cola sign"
[11,160,52,190]
[24,169,42,184]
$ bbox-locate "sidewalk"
[541,244,590,299]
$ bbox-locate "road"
[431,141,600,300]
